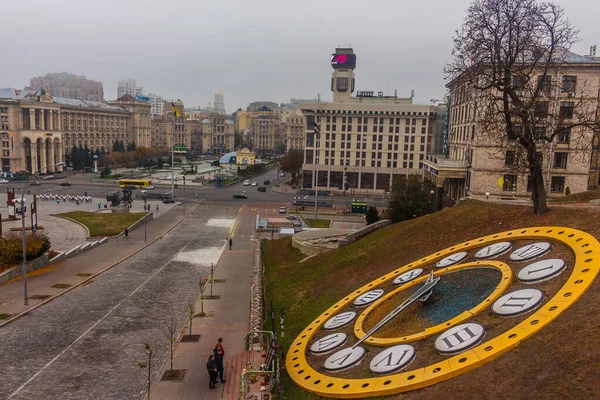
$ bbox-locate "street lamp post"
[142,191,148,243]
[183,175,186,217]
[21,162,64,305]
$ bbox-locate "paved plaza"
[0,203,237,400]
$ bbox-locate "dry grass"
[59,211,146,237]
[264,200,600,400]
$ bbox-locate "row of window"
[505,151,569,168]
[503,175,566,193]
[0,108,8,114]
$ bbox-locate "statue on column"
[106,187,133,213]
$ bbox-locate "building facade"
[283,109,305,151]
[427,52,600,201]
[29,73,104,102]
[300,47,438,194]
[0,90,152,172]
[109,95,152,148]
[250,106,285,156]
[201,115,235,154]
[147,93,164,116]
[117,79,143,99]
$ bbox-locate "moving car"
[145,185,155,190]
[264,180,270,185]
[29,181,41,186]
[233,193,248,199]
[243,180,251,186]
[251,181,257,186]
[279,206,286,214]
[162,198,175,204]
[280,172,285,177]
[59,181,72,186]
[257,186,267,192]
[0,179,8,184]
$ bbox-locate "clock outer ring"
[353,261,512,346]
[286,227,600,398]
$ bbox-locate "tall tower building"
[214,91,225,115]
[117,79,143,99]
[330,48,356,103]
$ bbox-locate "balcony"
[423,154,468,179]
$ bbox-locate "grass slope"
[549,190,600,203]
[264,200,600,400]
[60,211,146,237]
[304,218,331,228]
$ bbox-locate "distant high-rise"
[28,72,104,102]
[214,91,226,115]
[117,79,143,99]
[147,93,164,116]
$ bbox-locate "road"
[0,204,237,400]
[3,167,389,208]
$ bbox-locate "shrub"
[100,166,112,177]
[565,186,571,196]
[0,232,52,265]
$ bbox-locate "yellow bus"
[119,179,151,189]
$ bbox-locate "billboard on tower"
[331,53,356,69]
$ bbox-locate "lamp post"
[313,121,320,221]
[142,190,147,243]
[21,162,64,305]
[183,175,186,217]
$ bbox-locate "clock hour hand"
[353,271,440,348]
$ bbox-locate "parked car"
[257,186,267,192]
[280,173,285,177]
[59,181,71,186]
[243,180,251,186]
[29,181,41,186]
[251,181,257,186]
[0,179,8,184]
[264,180,270,185]
[42,175,55,180]
[286,215,297,220]
[279,206,287,214]
[162,198,175,204]
[233,193,248,199]
[145,185,155,190]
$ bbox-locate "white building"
[147,93,164,116]
[214,91,226,115]
[117,79,143,99]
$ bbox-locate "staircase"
[221,350,267,400]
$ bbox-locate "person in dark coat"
[207,354,218,388]
[213,346,226,383]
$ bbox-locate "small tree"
[187,299,195,336]
[100,165,112,178]
[386,175,435,223]
[365,206,380,225]
[280,150,303,184]
[163,313,177,373]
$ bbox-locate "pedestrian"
[156,204,159,212]
[216,337,225,357]
[207,354,218,389]
[229,238,232,250]
[98,203,101,209]
[124,228,129,238]
[213,346,226,383]
[147,204,151,212]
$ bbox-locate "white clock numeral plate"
[474,242,512,259]
[393,268,424,285]
[509,242,551,261]
[492,288,544,316]
[435,323,486,355]
[310,333,348,354]
[323,311,356,330]
[324,346,366,371]
[518,259,566,283]
[436,251,468,268]
[353,289,385,306]
[370,344,416,374]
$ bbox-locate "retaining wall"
[0,254,49,283]
[338,219,392,248]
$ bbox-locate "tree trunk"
[529,154,549,215]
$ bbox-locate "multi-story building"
[151,101,196,150]
[28,73,104,102]
[247,101,278,112]
[283,109,305,151]
[201,115,235,154]
[214,91,226,115]
[426,51,600,201]
[110,94,152,148]
[300,47,439,194]
[117,79,143,99]
[147,93,164,116]
[0,89,151,172]
[250,106,285,156]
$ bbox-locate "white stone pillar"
[48,141,55,172]
[57,111,62,131]
[29,109,35,130]
[39,141,47,173]
[49,111,54,131]
[40,110,46,130]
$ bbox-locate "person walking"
[156,204,159,212]
[228,238,232,250]
[213,346,226,383]
[124,228,129,238]
[206,354,218,389]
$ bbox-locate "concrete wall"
[0,254,49,284]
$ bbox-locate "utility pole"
[313,120,320,221]
[183,175,186,217]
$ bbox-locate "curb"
[51,214,92,238]
[0,203,200,329]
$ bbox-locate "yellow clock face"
[286,227,600,398]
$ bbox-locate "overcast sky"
[2,0,599,112]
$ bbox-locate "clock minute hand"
[353,272,440,348]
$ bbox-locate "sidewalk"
[0,204,190,324]
[152,206,255,400]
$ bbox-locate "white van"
[243,180,251,186]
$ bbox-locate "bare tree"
[187,299,195,336]
[137,343,153,400]
[446,0,598,214]
[163,313,177,373]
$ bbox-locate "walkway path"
[0,203,237,399]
